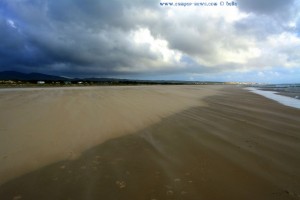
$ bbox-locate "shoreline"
[246,87,300,109]
[254,85,300,99]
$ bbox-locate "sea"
[247,84,300,109]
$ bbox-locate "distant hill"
[0,70,224,85]
[0,71,69,81]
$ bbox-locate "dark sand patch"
[1,87,300,200]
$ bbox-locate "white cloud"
[6,19,17,29]
[250,32,300,68]
[132,27,182,66]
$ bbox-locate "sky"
[0,0,300,83]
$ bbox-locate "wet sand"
[1,86,300,200]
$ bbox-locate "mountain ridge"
[0,71,69,81]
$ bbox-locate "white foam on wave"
[247,87,300,109]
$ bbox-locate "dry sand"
[0,85,300,200]
[0,85,219,185]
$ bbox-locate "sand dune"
[1,86,300,200]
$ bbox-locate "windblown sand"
[0,85,219,185]
[0,86,300,200]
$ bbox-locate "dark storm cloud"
[0,0,300,81]
[238,0,295,15]
[234,15,284,40]
[236,0,299,36]
[0,0,163,76]
[0,15,50,70]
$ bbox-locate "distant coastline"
[0,70,228,87]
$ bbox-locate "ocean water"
[258,84,300,98]
[247,87,300,109]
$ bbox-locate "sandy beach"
[0,85,300,200]
[0,85,219,185]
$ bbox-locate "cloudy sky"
[0,0,300,83]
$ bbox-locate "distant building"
[37,81,45,84]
